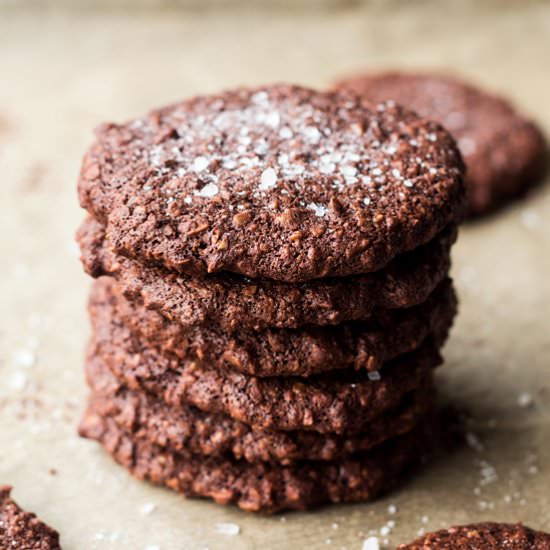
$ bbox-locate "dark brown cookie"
[334,72,547,216]
[88,283,443,434]
[93,275,456,376]
[78,84,465,282]
[78,216,456,331]
[79,410,421,514]
[397,522,550,549]
[0,486,61,550]
[83,354,433,464]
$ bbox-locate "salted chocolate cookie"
[80,411,421,513]
[335,72,547,216]
[78,84,465,282]
[83,354,433,464]
[94,275,455,376]
[88,284,443,434]
[397,522,550,549]
[0,486,61,550]
[79,216,456,331]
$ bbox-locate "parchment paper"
[1,4,549,549]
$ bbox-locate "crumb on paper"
[518,392,533,408]
[465,431,484,452]
[140,502,157,515]
[10,370,27,391]
[215,522,240,536]
[520,208,540,229]
[362,536,380,550]
[13,349,36,368]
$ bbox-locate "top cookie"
[78,84,464,282]
[397,522,550,549]
[335,72,547,216]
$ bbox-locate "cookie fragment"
[335,72,547,216]
[0,486,61,550]
[397,522,550,549]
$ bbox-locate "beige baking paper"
[1,4,549,549]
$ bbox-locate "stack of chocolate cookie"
[76,85,465,513]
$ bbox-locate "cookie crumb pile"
[334,72,547,217]
[0,486,62,550]
[76,84,465,512]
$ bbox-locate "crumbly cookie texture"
[79,411,421,514]
[78,84,465,282]
[88,280,443,434]
[92,275,456,376]
[0,486,61,550]
[396,522,550,549]
[83,354,433,464]
[78,216,456,331]
[334,72,547,216]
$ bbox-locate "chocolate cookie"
[397,522,550,549]
[78,84,465,282]
[334,72,547,216]
[93,275,455,376]
[88,283,443,433]
[83,354,433,464]
[79,411,422,513]
[79,216,456,331]
[0,486,61,550]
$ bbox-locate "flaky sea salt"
[140,502,157,515]
[362,537,380,550]
[215,522,240,536]
[13,349,35,368]
[10,371,27,391]
[251,91,268,104]
[518,392,533,408]
[303,126,321,143]
[520,209,540,229]
[191,156,209,172]
[259,167,278,190]
[319,161,336,174]
[265,111,280,128]
[279,126,293,139]
[340,165,357,177]
[223,158,238,170]
[195,183,219,198]
[307,203,327,217]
